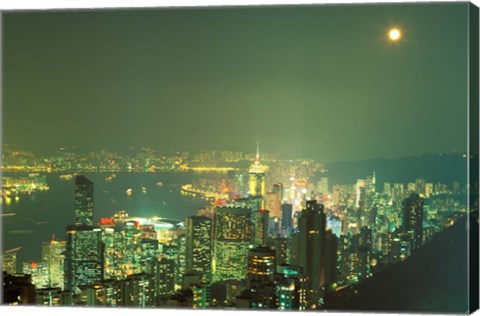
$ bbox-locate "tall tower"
[402,192,423,250]
[248,143,269,197]
[64,225,103,292]
[65,175,103,293]
[254,210,269,246]
[294,200,327,307]
[185,216,212,284]
[212,206,251,282]
[74,175,94,227]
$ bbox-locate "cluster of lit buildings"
[2,146,466,310]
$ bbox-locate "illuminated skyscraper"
[293,200,327,307]
[213,206,251,282]
[1,252,17,275]
[64,226,103,292]
[121,273,155,307]
[267,237,288,267]
[265,183,283,218]
[65,176,103,294]
[276,264,307,311]
[74,175,94,227]
[247,247,276,284]
[191,282,210,309]
[185,216,212,284]
[22,261,50,288]
[248,143,269,198]
[176,233,187,288]
[42,237,66,289]
[281,204,293,236]
[156,258,176,298]
[402,192,424,250]
[86,279,122,307]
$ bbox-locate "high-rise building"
[324,230,338,286]
[1,252,17,275]
[100,219,143,280]
[383,182,392,195]
[22,261,50,289]
[185,216,212,284]
[276,264,307,311]
[254,210,269,246]
[42,237,66,289]
[74,175,94,227]
[191,282,210,309]
[248,143,269,198]
[65,176,103,294]
[415,178,426,196]
[267,237,288,267]
[247,247,276,284]
[64,226,103,292]
[86,279,122,307]
[176,233,187,288]
[292,200,328,307]
[156,258,176,298]
[121,273,155,307]
[425,182,434,197]
[213,206,251,282]
[138,236,159,276]
[402,192,424,250]
[281,204,293,236]
[35,287,70,306]
[265,184,283,218]
[317,178,329,195]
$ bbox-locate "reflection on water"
[2,172,206,271]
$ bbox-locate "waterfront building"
[74,175,94,227]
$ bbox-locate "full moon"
[388,28,401,41]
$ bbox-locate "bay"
[1,172,207,271]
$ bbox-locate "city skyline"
[3,2,469,162]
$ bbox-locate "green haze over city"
[3,2,469,162]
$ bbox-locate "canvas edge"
[468,1,480,314]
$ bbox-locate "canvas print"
[1,1,479,314]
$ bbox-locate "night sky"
[3,3,469,162]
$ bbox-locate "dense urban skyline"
[3,2,469,162]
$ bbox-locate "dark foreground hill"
[325,213,479,314]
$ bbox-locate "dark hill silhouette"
[325,153,468,187]
[325,213,479,313]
